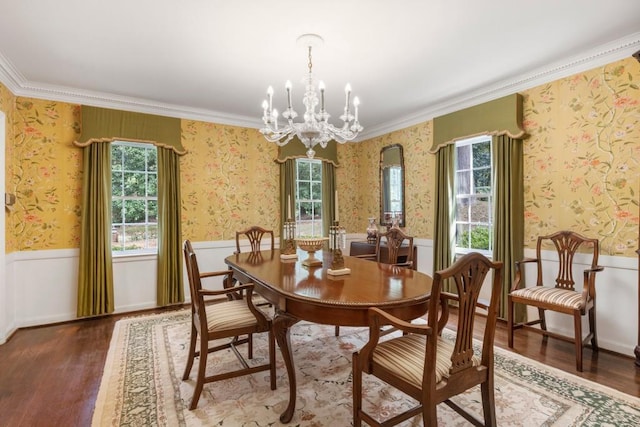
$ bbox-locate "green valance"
[274,136,339,166]
[74,106,185,155]
[431,93,525,153]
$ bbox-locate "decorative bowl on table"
[295,237,329,267]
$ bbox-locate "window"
[454,136,492,255]
[295,158,323,236]
[111,141,158,253]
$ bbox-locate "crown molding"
[358,32,640,141]
[1,33,639,138]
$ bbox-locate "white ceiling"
[1,1,639,140]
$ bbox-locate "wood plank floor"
[0,306,638,426]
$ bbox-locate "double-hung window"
[295,158,323,236]
[454,135,493,256]
[111,141,158,253]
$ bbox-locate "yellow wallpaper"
[352,122,434,239]
[2,57,638,257]
[180,120,280,241]
[521,57,640,256]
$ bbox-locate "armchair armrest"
[511,257,539,292]
[200,269,232,280]
[368,307,432,336]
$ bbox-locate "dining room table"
[225,247,434,423]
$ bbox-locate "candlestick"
[334,190,339,221]
[319,81,325,112]
[287,194,291,220]
[285,80,292,109]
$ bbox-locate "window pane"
[311,182,322,200]
[123,146,146,170]
[124,200,146,223]
[147,149,157,171]
[147,224,158,248]
[456,145,470,169]
[112,200,123,224]
[311,162,322,180]
[456,223,470,248]
[111,145,123,170]
[469,196,490,223]
[147,173,157,197]
[298,181,311,200]
[299,201,312,219]
[473,142,491,168]
[456,170,470,194]
[469,225,490,250]
[112,171,123,196]
[474,168,491,191]
[456,197,470,221]
[124,172,146,196]
[147,200,158,222]
[297,161,310,179]
[312,201,322,219]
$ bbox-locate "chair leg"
[538,307,547,331]
[352,352,362,427]
[335,326,340,337]
[422,403,438,426]
[589,305,598,350]
[182,322,197,380]
[574,311,583,372]
[507,297,514,348]
[190,333,209,410]
[248,333,254,359]
[481,379,497,427]
[269,329,277,390]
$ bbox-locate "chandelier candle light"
[260,34,363,158]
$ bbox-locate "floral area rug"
[92,310,640,426]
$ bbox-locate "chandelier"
[260,34,362,158]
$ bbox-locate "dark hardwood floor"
[0,307,638,426]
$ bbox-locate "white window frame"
[111,141,158,255]
[454,135,493,257]
[295,158,323,237]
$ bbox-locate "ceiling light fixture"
[260,34,362,158]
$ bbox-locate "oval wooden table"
[225,248,434,423]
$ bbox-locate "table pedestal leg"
[273,310,299,423]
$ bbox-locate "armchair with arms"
[352,252,503,426]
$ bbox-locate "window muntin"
[454,136,492,255]
[295,158,323,236]
[111,141,158,253]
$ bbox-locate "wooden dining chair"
[338,227,415,336]
[352,252,503,426]
[235,225,275,254]
[507,230,603,372]
[182,240,276,410]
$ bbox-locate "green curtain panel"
[280,159,297,238]
[432,144,456,292]
[493,134,525,321]
[77,142,114,317]
[156,147,184,306]
[76,106,185,154]
[322,162,337,235]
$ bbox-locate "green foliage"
[460,226,490,250]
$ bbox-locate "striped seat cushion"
[205,300,266,333]
[372,334,480,388]
[510,286,583,310]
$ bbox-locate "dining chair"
[338,227,415,336]
[182,240,276,410]
[235,225,275,254]
[352,252,503,426]
[507,230,603,372]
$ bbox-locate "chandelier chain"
[308,46,313,74]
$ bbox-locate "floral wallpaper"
[180,121,280,241]
[2,57,638,257]
[348,122,434,239]
[521,57,640,256]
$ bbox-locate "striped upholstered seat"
[509,286,584,310]
[205,299,270,332]
[372,334,480,388]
